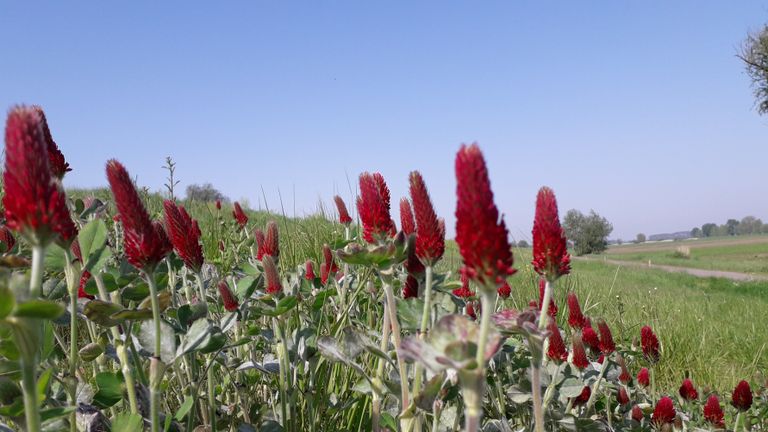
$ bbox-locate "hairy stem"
[63,250,80,432]
[30,245,46,298]
[372,301,391,432]
[21,358,41,432]
[144,270,164,432]
[465,290,495,432]
[383,282,411,415]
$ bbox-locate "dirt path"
[576,257,768,282]
[606,236,768,254]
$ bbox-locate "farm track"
[606,236,768,254]
[576,256,768,282]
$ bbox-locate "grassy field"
[600,235,768,276]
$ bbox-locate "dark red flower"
[582,320,600,351]
[539,279,557,317]
[78,270,94,299]
[232,202,248,229]
[452,272,475,298]
[466,300,478,319]
[33,106,71,179]
[597,319,615,355]
[454,143,515,289]
[617,387,630,406]
[571,332,589,369]
[399,198,415,235]
[357,172,395,243]
[3,106,73,246]
[403,275,419,299]
[106,160,171,271]
[531,187,570,281]
[573,386,591,406]
[546,320,568,363]
[334,195,353,225]
[638,368,650,387]
[218,240,225,252]
[618,355,631,384]
[217,280,239,311]
[652,397,675,425]
[0,225,15,253]
[320,262,330,285]
[703,395,725,428]
[215,199,222,210]
[641,325,661,363]
[163,200,204,272]
[731,380,752,411]
[497,281,511,298]
[254,229,266,260]
[631,405,644,422]
[566,292,587,329]
[405,237,425,275]
[305,260,315,281]
[263,255,282,295]
[323,244,339,274]
[679,378,698,401]
[264,221,279,259]
[409,171,445,265]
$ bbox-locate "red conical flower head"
[597,319,615,355]
[232,202,248,229]
[497,281,511,298]
[618,355,631,384]
[546,320,568,363]
[263,255,282,295]
[32,106,70,179]
[334,195,353,225]
[531,187,570,281]
[617,387,630,406]
[703,395,725,428]
[264,221,279,259]
[163,200,204,272]
[357,172,396,243]
[582,319,600,351]
[631,405,644,422]
[679,379,698,401]
[217,280,239,312]
[571,332,589,369]
[254,229,266,260]
[403,275,419,299]
[652,397,675,426]
[452,272,475,298]
[323,244,339,274]
[638,368,650,387]
[567,292,587,329]
[731,380,752,411]
[574,386,591,406]
[305,260,315,281]
[641,325,661,363]
[400,198,415,235]
[409,171,445,265]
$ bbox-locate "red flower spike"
[264,221,279,259]
[409,171,445,265]
[617,355,631,384]
[320,262,330,285]
[334,195,353,225]
[703,395,725,428]
[215,199,221,210]
[33,106,71,179]
[106,160,171,271]
[454,143,515,288]
[403,275,419,299]
[305,260,315,281]
[582,321,600,351]
[217,280,239,312]
[0,225,16,253]
[573,386,591,406]
[3,106,72,246]
[638,368,650,387]
[617,387,630,406]
[232,202,248,229]
[263,255,282,295]
[399,198,415,235]
[546,320,568,363]
[679,378,698,401]
[571,332,589,370]
[531,187,570,281]
[631,405,644,422]
[357,172,396,243]
[465,300,478,319]
[539,279,557,317]
[254,229,266,260]
[641,325,661,363]
[652,397,676,426]
[452,272,475,298]
[163,200,204,272]
[731,380,752,411]
[597,319,616,355]
[497,281,511,298]
[78,270,94,299]
[566,292,587,329]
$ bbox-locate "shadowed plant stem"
[372,302,391,432]
[464,289,495,432]
[30,245,45,297]
[144,269,164,432]
[531,279,553,432]
[382,282,410,428]
[408,265,434,432]
[19,245,47,432]
[63,250,80,432]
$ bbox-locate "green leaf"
[43,244,66,271]
[112,413,143,432]
[396,297,424,331]
[83,300,123,327]
[13,300,64,319]
[93,372,123,408]
[78,343,104,362]
[559,377,585,398]
[380,413,397,431]
[274,296,298,315]
[236,275,261,299]
[78,220,112,273]
[37,368,53,403]
[39,406,75,422]
[176,319,226,358]
[311,288,336,311]
[175,395,194,421]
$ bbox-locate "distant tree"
[740,26,768,114]
[690,227,702,238]
[635,233,646,243]
[701,223,717,237]
[517,240,529,248]
[186,183,228,203]
[738,216,762,235]
[563,209,613,256]
[725,219,740,236]
[616,239,623,245]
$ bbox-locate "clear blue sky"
[2,2,767,241]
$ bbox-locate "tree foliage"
[186,183,228,203]
[741,26,768,114]
[562,209,613,255]
[635,233,646,243]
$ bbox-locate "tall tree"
[563,209,613,255]
[740,26,768,114]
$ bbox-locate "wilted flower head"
[357,172,396,243]
[263,255,282,295]
[641,325,661,363]
[106,160,171,271]
[454,144,515,289]
[597,319,615,355]
[334,195,353,225]
[452,272,475,298]
[32,106,70,179]
[0,225,15,253]
[571,332,589,369]
[409,171,445,265]
[305,260,315,281]
[539,279,557,317]
[679,378,698,401]
[497,281,511,298]
[652,397,676,426]
[264,221,279,260]
[567,292,587,329]
[638,368,650,387]
[703,395,725,428]
[399,198,415,235]
[217,280,239,312]
[731,380,752,411]
[546,320,568,363]
[232,202,248,229]
[3,106,73,246]
[531,187,570,281]
[163,200,204,272]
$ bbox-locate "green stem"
[21,358,41,432]
[144,270,164,432]
[532,279,553,432]
[64,251,79,432]
[30,245,46,297]
[207,356,217,432]
[585,358,612,412]
[382,282,410,417]
[734,412,742,432]
[372,301,391,432]
[411,266,434,399]
[465,290,495,432]
[273,318,289,429]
